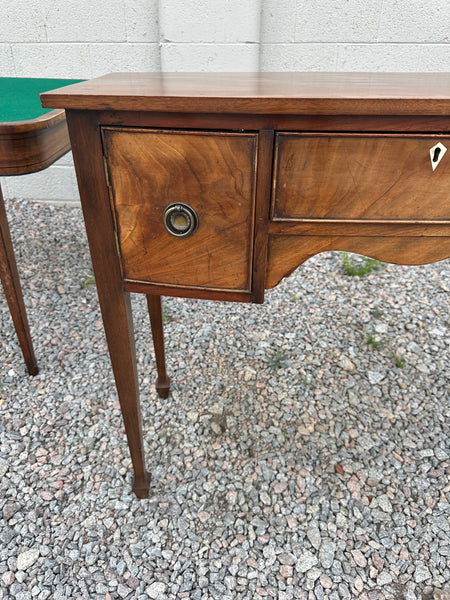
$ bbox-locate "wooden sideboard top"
[41,72,450,116]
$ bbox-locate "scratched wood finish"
[103,128,257,293]
[0,110,70,175]
[266,235,450,289]
[273,134,450,221]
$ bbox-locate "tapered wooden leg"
[146,294,170,399]
[91,274,151,498]
[65,110,150,498]
[0,186,38,376]
[103,291,151,498]
[86,249,151,498]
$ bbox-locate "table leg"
[102,290,151,498]
[146,294,170,399]
[65,110,150,498]
[0,185,38,376]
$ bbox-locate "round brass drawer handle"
[163,203,199,238]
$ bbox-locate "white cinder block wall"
[2,0,450,204]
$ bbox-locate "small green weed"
[341,252,381,277]
[266,352,289,370]
[162,309,172,323]
[83,271,95,287]
[392,353,405,369]
[290,295,298,302]
[365,332,406,369]
[367,334,384,349]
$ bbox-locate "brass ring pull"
[163,203,198,238]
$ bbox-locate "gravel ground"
[0,198,449,600]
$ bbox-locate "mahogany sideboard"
[41,72,450,498]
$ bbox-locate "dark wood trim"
[252,130,274,303]
[123,279,253,303]
[95,110,450,135]
[146,295,170,399]
[269,220,450,237]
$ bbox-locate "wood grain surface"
[266,234,450,289]
[103,128,257,292]
[41,72,450,116]
[273,133,450,221]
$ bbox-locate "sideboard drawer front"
[102,128,257,291]
[273,133,450,221]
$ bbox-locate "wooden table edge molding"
[0,109,70,175]
[40,72,450,498]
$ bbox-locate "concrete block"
[90,43,160,77]
[0,0,46,43]
[12,44,92,78]
[45,0,126,43]
[261,43,337,71]
[1,164,80,204]
[378,0,450,43]
[0,45,15,75]
[160,0,261,43]
[294,0,381,42]
[336,43,450,72]
[261,0,296,43]
[160,43,260,71]
[125,0,159,42]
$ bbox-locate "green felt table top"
[0,78,84,123]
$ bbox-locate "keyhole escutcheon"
[430,142,447,171]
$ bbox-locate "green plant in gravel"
[83,270,95,287]
[365,333,406,368]
[341,252,382,277]
[392,353,405,368]
[162,309,172,323]
[266,351,289,369]
[367,333,384,349]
